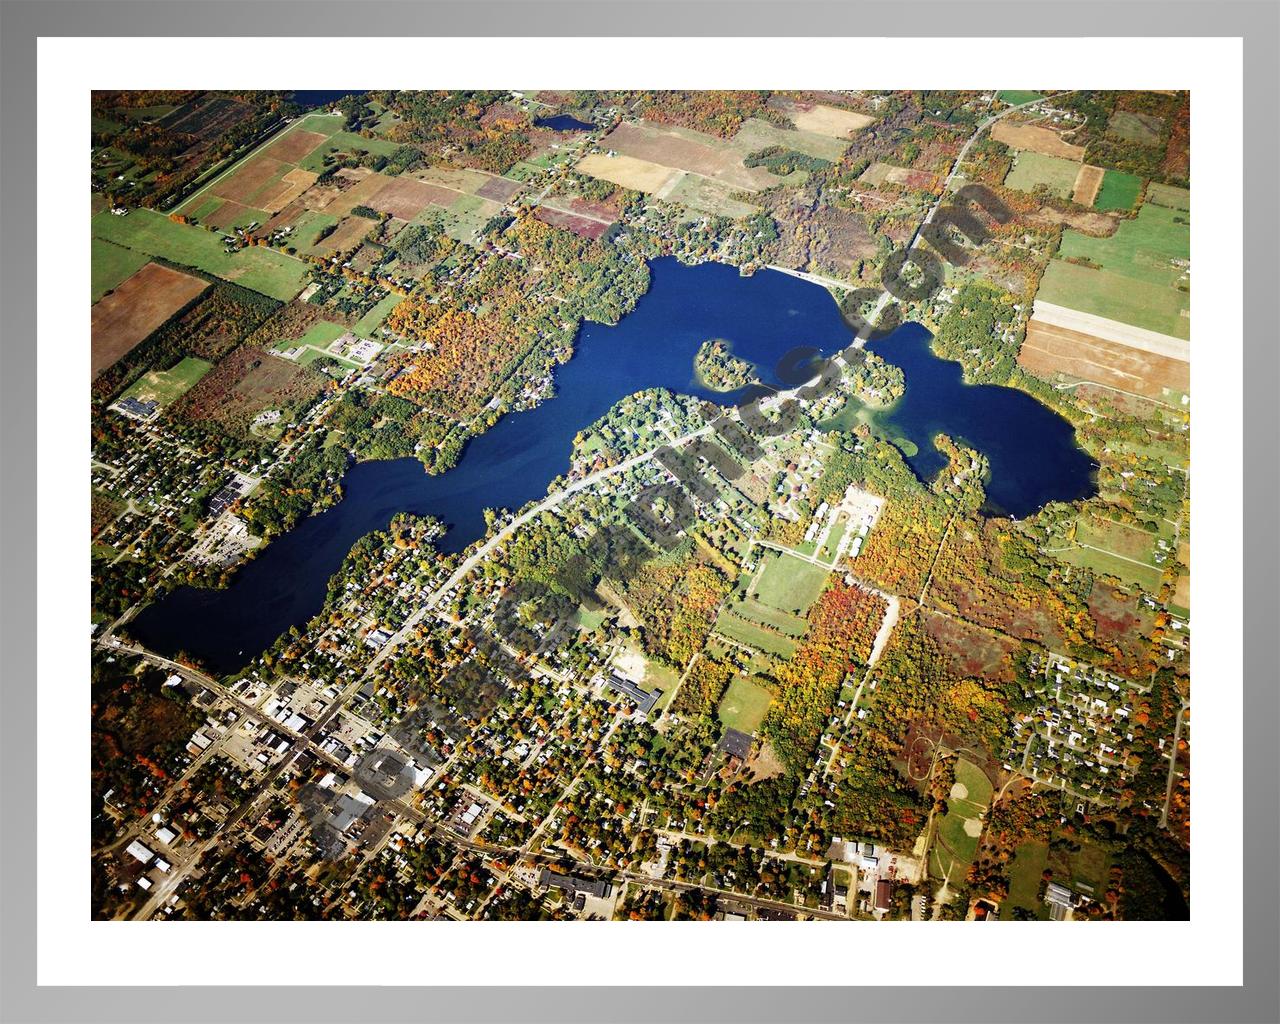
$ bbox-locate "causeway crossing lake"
[129,258,1095,672]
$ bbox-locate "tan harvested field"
[203,200,259,230]
[604,122,774,191]
[1019,317,1189,401]
[788,103,874,138]
[1173,574,1191,609]
[314,215,376,255]
[731,117,850,162]
[770,97,874,138]
[318,169,396,217]
[576,151,679,194]
[474,175,525,202]
[992,121,1086,160]
[533,205,610,239]
[256,167,319,214]
[1033,302,1189,361]
[211,155,290,206]
[367,177,455,220]
[665,173,760,218]
[259,129,328,165]
[1072,164,1105,206]
[860,162,939,191]
[415,166,492,193]
[1174,541,1190,610]
[91,263,209,378]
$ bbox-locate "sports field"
[717,676,773,733]
[1093,169,1144,211]
[1003,151,1082,198]
[998,90,1046,106]
[119,356,213,408]
[752,551,829,615]
[929,759,993,882]
[1038,203,1189,338]
[91,208,309,301]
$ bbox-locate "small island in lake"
[693,338,759,392]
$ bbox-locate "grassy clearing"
[91,239,151,303]
[728,596,808,637]
[290,210,342,252]
[353,293,403,338]
[665,173,760,219]
[1003,841,1051,919]
[999,90,1047,106]
[92,208,308,301]
[1003,151,1081,198]
[1052,839,1111,897]
[295,113,347,136]
[644,661,681,712]
[1145,182,1190,211]
[1093,169,1144,211]
[1039,203,1189,338]
[731,117,849,162]
[119,356,213,408]
[1048,514,1166,591]
[713,610,797,658]
[752,550,829,615]
[298,131,402,173]
[717,675,773,734]
[818,519,848,563]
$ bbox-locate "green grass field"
[730,117,850,163]
[818,519,848,563]
[298,131,402,173]
[752,551,829,615]
[294,113,347,136]
[1003,151,1081,198]
[1003,841,1051,919]
[713,610,797,658]
[91,208,308,301]
[119,356,213,408]
[185,195,225,221]
[1145,182,1190,211]
[645,661,682,712]
[1051,839,1111,897]
[353,293,403,338]
[728,596,808,637]
[717,676,773,733]
[999,90,1047,106]
[287,210,341,253]
[91,239,151,303]
[1093,169,1144,211]
[930,759,992,881]
[1038,203,1189,338]
[1054,544,1163,593]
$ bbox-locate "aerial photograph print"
[89,88,1191,925]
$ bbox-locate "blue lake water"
[289,90,367,108]
[128,257,1095,672]
[533,114,595,132]
[867,323,1097,518]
